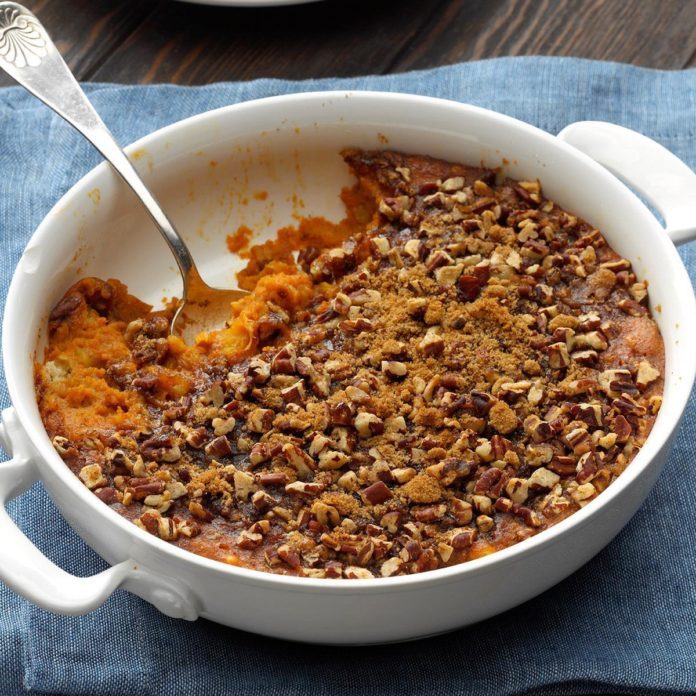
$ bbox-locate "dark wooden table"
[2,0,695,87]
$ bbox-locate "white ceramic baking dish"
[1,92,694,645]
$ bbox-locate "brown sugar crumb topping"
[38,148,665,579]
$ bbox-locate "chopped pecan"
[635,361,660,389]
[523,415,553,442]
[205,436,232,459]
[598,369,636,397]
[259,472,287,487]
[140,433,180,462]
[354,412,384,438]
[283,443,317,478]
[277,544,302,569]
[381,360,408,379]
[505,478,529,504]
[234,470,257,501]
[281,380,306,405]
[425,249,455,272]
[458,274,484,301]
[450,528,477,549]
[318,449,350,471]
[547,342,570,369]
[547,456,577,477]
[361,481,393,505]
[271,344,297,374]
[612,394,646,417]
[527,467,560,490]
[418,327,445,356]
[328,401,353,426]
[340,318,374,334]
[237,530,263,549]
[79,464,106,490]
[575,402,603,427]
[131,480,165,501]
[576,451,598,484]
[95,487,119,504]
[380,557,404,577]
[285,481,324,497]
[246,408,275,433]
[49,293,82,322]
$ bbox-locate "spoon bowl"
[173,267,247,344]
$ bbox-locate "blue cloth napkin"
[1,57,695,696]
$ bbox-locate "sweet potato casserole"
[36,149,665,579]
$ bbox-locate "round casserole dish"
[1,92,695,645]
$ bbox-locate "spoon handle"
[0,2,197,285]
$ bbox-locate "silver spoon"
[0,2,248,342]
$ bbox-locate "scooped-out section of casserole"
[36,149,664,579]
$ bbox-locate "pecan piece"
[547,456,577,477]
[249,442,279,467]
[635,361,660,389]
[237,530,263,550]
[136,510,178,541]
[79,464,106,490]
[140,433,180,462]
[527,467,560,490]
[361,481,393,505]
[450,528,477,549]
[271,343,297,374]
[340,318,374,334]
[474,467,503,495]
[285,481,324,497]
[457,274,483,301]
[380,557,404,577]
[327,401,353,426]
[547,342,571,369]
[49,293,82,322]
[281,380,306,405]
[205,435,232,459]
[418,327,445,356]
[258,472,288,487]
[131,480,165,500]
[277,544,302,569]
[425,249,454,272]
[95,487,119,504]
[246,408,275,433]
[381,360,408,379]
[598,369,636,397]
[233,470,257,501]
[283,443,317,478]
[318,449,350,471]
[354,412,384,438]
[612,394,646,417]
[576,451,598,484]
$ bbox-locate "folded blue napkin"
[1,57,695,696]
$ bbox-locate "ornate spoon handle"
[0,2,198,286]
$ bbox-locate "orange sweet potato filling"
[37,270,316,443]
[232,184,377,290]
[194,271,314,356]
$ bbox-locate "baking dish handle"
[557,121,696,246]
[0,408,132,613]
[0,408,198,619]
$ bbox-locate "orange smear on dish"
[226,225,252,253]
